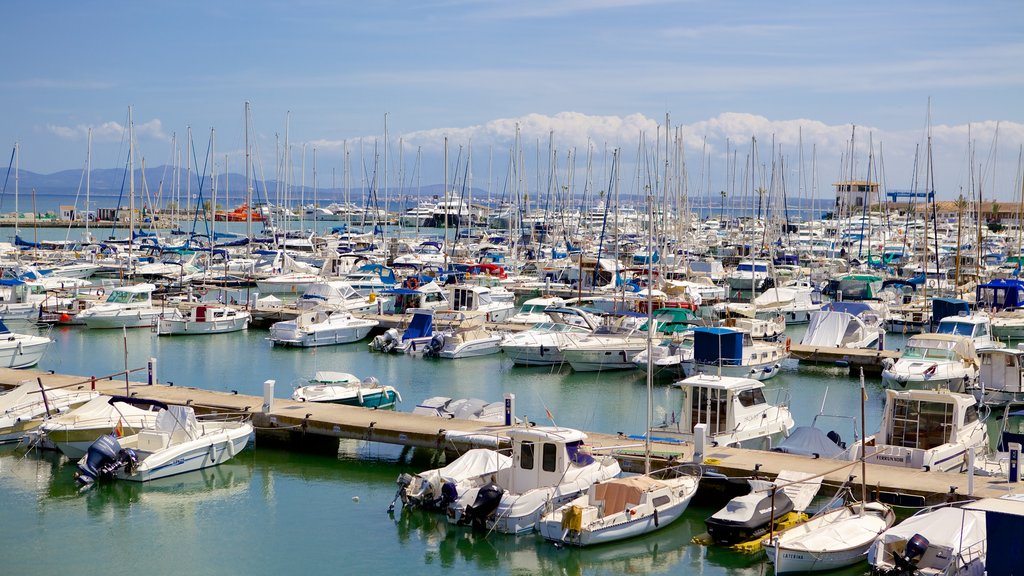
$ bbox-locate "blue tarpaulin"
[693,327,742,366]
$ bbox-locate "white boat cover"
[868,507,986,567]
[800,310,853,347]
[433,448,511,481]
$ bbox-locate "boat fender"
[785,337,791,353]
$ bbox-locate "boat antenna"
[535,392,557,427]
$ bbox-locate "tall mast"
[245,101,253,244]
[86,128,92,238]
[128,106,135,278]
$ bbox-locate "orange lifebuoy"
[406,277,420,290]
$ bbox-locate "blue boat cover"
[822,301,871,316]
[771,426,844,458]
[932,297,970,321]
[693,327,742,365]
[404,311,434,340]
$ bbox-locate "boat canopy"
[771,426,845,459]
[976,278,1024,310]
[932,298,970,322]
[905,333,976,359]
[404,310,434,340]
[693,327,743,366]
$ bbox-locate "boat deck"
[2,367,1014,503]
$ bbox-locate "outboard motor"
[460,481,503,530]
[424,334,445,357]
[889,533,930,575]
[826,430,846,449]
[76,435,127,485]
[439,480,458,509]
[373,328,400,353]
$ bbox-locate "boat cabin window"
[889,398,954,450]
[542,443,557,472]
[964,404,979,425]
[902,345,957,361]
[519,440,534,470]
[737,388,767,408]
[106,290,139,304]
[690,386,728,435]
[936,321,976,337]
[452,289,475,311]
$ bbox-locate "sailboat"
[537,194,700,547]
[763,370,896,573]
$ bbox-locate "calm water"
[2,225,891,575]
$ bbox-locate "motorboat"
[0,320,52,368]
[849,388,988,473]
[799,301,885,350]
[558,313,654,372]
[704,471,821,547]
[395,449,513,511]
[155,305,251,335]
[443,284,515,324]
[718,285,822,324]
[421,314,502,359]
[650,374,794,449]
[881,334,979,392]
[681,326,788,381]
[370,308,437,354]
[934,309,1003,349]
[0,381,98,443]
[725,260,773,293]
[970,346,1024,406]
[75,405,253,484]
[77,283,164,329]
[291,371,400,409]
[447,426,621,534]
[764,501,896,574]
[867,505,986,575]
[31,395,163,458]
[507,295,565,325]
[537,472,700,547]
[411,396,509,423]
[294,280,380,315]
[499,306,602,366]
[269,309,379,347]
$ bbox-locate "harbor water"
[0,225,915,576]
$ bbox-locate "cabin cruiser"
[881,334,979,392]
[442,284,515,324]
[650,374,794,449]
[269,308,379,347]
[725,260,773,293]
[507,295,565,325]
[295,280,381,315]
[934,310,1003,349]
[155,305,251,335]
[446,426,621,534]
[970,346,1024,406]
[291,371,400,409]
[75,405,252,484]
[681,326,788,381]
[500,306,601,366]
[421,314,502,359]
[76,283,164,329]
[558,316,649,372]
[849,388,988,473]
[718,286,822,324]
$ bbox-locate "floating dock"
[2,367,1014,504]
[787,343,900,375]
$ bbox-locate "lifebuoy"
[96,288,105,297]
[196,287,209,297]
[406,277,420,290]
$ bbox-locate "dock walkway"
[2,367,1015,503]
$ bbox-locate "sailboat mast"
[128,106,135,278]
[245,101,252,244]
[86,128,92,238]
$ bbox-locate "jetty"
[4,366,1016,505]
[787,343,901,375]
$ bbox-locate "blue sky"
[3,0,1022,201]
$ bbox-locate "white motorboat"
[867,505,986,576]
[269,309,379,347]
[76,405,252,484]
[32,395,164,458]
[881,334,979,392]
[764,501,895,574]
[155,305,251,335]
[849,388,988,473]
[395,448,513,511]
[799,301,885,350]
[443,284,515,324]
[725,260,772,293]
[77,283,164,329]
[970,346,1024,406]
[291,371,400,409]
[650,374,794,449]
[681,326,787,381]
[370,308,438,354]
[507,295,565,325]
[420,314,502,359]
[295,280,380,315]
[537,472,700,547]
[448,426,621,534]
[719,285,822,324]
[0,381,99,443]
[0,320,52,368]
[500,306,601,366]
[934,310,1003,349]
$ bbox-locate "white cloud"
[46,118,169,143]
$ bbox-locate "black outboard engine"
[75,435,123,485]
[888,533,930,575]
[424,334,445,357]
[827,430,846,449]
[439,480,458,509]
[460,482,503,530]
[75,435,137,485]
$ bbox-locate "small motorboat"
[291,371,400,409]
[0,320,52,368]
[394,448,512,511]
[75,405,252,484]
[155,304,251,335]
[867,504,987,575]
[704,471,821,548]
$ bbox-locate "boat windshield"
[902,346,957,361]
[936,321,976,337]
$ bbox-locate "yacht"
[507,295,565,325]
[500,307,601,366]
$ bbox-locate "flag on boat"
[114,419,124,438]
[545,408,554,422]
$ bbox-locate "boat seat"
[137,430,170,452]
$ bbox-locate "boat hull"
[0,338,50,368]
[156,315,250,335]
[119,425,252,482]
